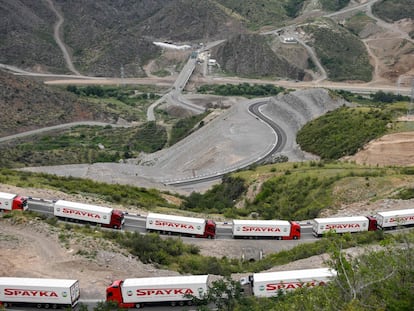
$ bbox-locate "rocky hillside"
[212,34,305,80]
[0,0,245,77]
[0,1,412,80]
[0,71,116,137]
[0,1,362,78]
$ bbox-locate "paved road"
[325,0,380,18]
[28,200,315,242]
[0,121,126,143]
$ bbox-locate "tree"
[189,277,243,311]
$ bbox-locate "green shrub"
[197,83,285,97]
[297,107,391,159]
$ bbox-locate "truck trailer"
[53,200,124,229]
[312,216,377,237]
[106,275,209,309]
[0,277,80,309]
[0,192,28,211]
[232,219,301,240]
[240,268,337,298]
[375,208,414,229]
[146,213,216,238]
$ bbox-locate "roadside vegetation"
[197,83,285,97]
[302,19,372,82]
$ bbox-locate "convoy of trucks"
[2,190,414,239]
[106,275,209,309]
[53,200,124,229]
[0,277,80,309]
[0,192,28,211]
[1,193,413,309]
[105,268,337,308]
[146,213,216,238]
[312,216,378,237]
[232,219,301,240]
[0,270,339,309]
[240,268,337,298]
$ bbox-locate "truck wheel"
[3,303,9,308]
[179,301,184,306]
[52,304,57,309]
[187,301,193,306]
[37,304,42,308]
[113,225,118,229]
[170,301,176,306]
[135,303,142,309]
[293,236,298,240]
[45,304,50,309]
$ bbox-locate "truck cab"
[287,221,301,240]
[106,280,133,308]
[366,216,378,231]
[108,209,125,229]
[202,220,216,239]
[12,195,28,211]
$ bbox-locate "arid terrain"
[343,131,414,166]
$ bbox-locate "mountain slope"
[0,70,116,137]
[212,33,305,79]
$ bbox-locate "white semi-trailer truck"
[53,200,124,229]
[0,277,80,309]
[312,216,378,237]
[232,219,301,240]
[106,275,209,308]
[375,208,414,229]
[146,213,216,238]
[240,268,337,298]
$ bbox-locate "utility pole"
[120,64,125,87]
[409,78,414,118]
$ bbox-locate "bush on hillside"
[197,83,285,97]
[181,175,246,214]
[296,107,391,159]
[319,0,350,11]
